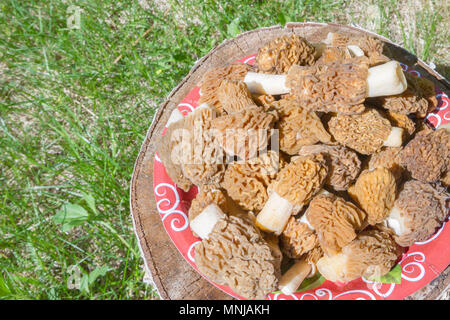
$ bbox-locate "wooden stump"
[129,22,450,300]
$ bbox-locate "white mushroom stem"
[256,191,302,235]
[316,252,349,283]
[244,72,289,95]
[279,259,312,295]
[383,127,404,147]
[384,206,409,236]
[347,45,364,57]
[367,60,407,97]
[244,60,407,98]
[190,203,226,239]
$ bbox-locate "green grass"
[0,0,448,300]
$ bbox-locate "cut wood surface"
[129,22,450,300]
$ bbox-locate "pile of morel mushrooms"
[157,33,450,300]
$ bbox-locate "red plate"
[153,54,450,300]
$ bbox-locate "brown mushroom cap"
[194,215,280,299]
[317,228,400,282]
[369,73,437,117]
[392,180,449,247]
[348,167,397,225]
[326,33,389,66]
[199,63,251,114]
[285,59,368,114]
[368,147,404,181]
[328,109,392,155]
[222,151,286,212]
[156,118,192,192]
[306,194,367,256]
[181,107,225,187]
[189,187,228,222]
[217,80,255,114]
[255,34,317,74]
[299,144,361,190]
[212,105,276,160]
[400,128,449,182]
[385,110,416,138]
[273,153,329,206]
[280,216,318,259]
[271,98,332,155]
[317,46,352,65]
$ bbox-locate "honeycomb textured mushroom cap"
[306,194,367,256]
[156,118,192,192]
[285,59,368,114]
[280,216,318,259]
[222,151,286,212]
[255,34,317,74]
[299,144,361,190]
[369,73,437,117]
[385,110,416,138]
[181,107,225,187]
[392,180,449,247]
[217,80,255,114]
[328,109,392,155]
[273,153,329,206]
[348,167,397,225]
[400,128,449,183]
[305,245,324,266]
[325,33,389,66]
[189,187,228,223]
[271,98,332,154]
[194,215,280,300]
[368,147,404,181]
[212,105,277,160]
[317,228,400,282]
[252,93,276,111]
[199,63,252,114]
[317,46,352,65]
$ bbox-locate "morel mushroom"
[217,80,255,114]
[305,194,367,256]
[243,60,407,110]
[299,144,361,190]
[194,211,281,299]
[199,63,252,114]
[255,34,317,74]
[280,216,318,259]
[222,151,286,212]
[180,105,226,187]
[368,147,404,181]
[317,228,401,283]
[348,167,397,225]
[369,73,437,117]
[400,128,449,183]
[385,110,416,139]
[328,108,404,154]
[384,180,449,247]
[271,98,332,155]
[256,154,328,235]
[212,105,277,160]
[157,111,192,192]
[323,32,389,66]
